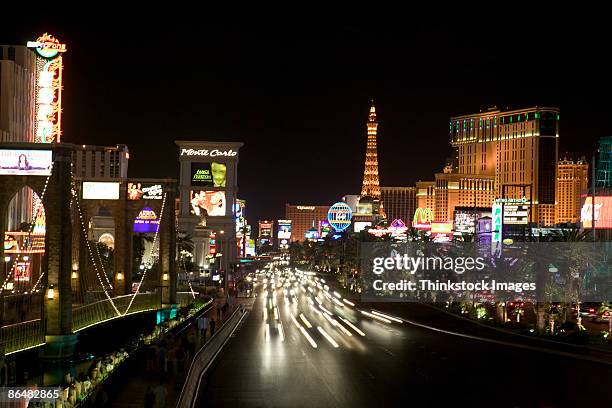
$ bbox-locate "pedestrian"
[209,318,216,337]
[197,315,208,339]
[144,386,155,408]
[153,380,167,408]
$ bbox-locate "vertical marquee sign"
[27,33,67,143]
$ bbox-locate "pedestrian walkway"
[108,296,254,408]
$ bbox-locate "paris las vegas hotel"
[414,106,588,227]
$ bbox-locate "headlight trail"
[342,299,355,307]
[265,323,270,342]
[319,304,333,316]
[317,326,339,348]
[299,313,313,328]
[339,316,366,336]
[291,313,318,348]
[278,322,285,342]
[371,310,403,323]
[360,310,392,324]
[333,291,342,298]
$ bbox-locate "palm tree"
[598,302,612,338]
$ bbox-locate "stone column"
[42,145,77,358]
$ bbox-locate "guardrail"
[0,319,45,355]
[73,292,160,332]
[176,306,249,408]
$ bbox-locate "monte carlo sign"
[180,148,238,157]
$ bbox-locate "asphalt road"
[196,271,612,407]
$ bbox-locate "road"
[196,270,612,407]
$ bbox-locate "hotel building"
[380,187,416,224]
[450,106,559,226]
[285,204,329,242]
[556,157,588,224]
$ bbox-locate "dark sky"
[2,15,611,222]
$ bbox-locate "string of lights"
[3,163,54,294]
[70,164,121,316]
[123,192,167,315]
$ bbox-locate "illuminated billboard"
[190,191,226,217]
[327,202,352,232]
[191,162,226,187]
[259,221,273,238]
[277,220,292,240]
[27,33,67,143]
[127,183,163,200]
[581,196,612,228]
[454,209,492,234]
[354,221,372,233]
[133,207,160,233]
[492,203,502,242]
[0,149,53,176]
[82,182,120,200]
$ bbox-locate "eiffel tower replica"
[360,101,385,218]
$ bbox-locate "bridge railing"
[176,291,199,307]
[176,306,249,408]
[73,292,160,332]
[0,319,45,355]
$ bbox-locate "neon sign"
[180,148,237,157]
[413,207,433,230]
[28,33,67,143]
[327,202,353,232]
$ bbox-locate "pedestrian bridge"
[0,291,197,355]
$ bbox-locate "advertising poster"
[277,220,292,240]
[581,196,612,228]
[190,191,226,217]
[191,162,226,187]
[133,207,160,233]
[82,182,120,200]
[0,149,53,176]
[127,183,163,200]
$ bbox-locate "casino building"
[176,140,243,288]
[284,204,329,242]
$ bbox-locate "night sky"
[2,16,611,222]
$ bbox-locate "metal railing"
[176,291,199,307]
[176,306,249,408]
[73,292,160,332]
[0,319,45,355]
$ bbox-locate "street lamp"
[47,284,55,300]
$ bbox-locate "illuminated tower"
[360,102,384,215]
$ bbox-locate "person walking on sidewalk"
[209,318,216,337]
[197,315,208,339]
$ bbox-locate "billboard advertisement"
[259,221,273,238]
[277,220,292,240]
[82,182,120,200]
[190,162,226,187]
[0,149,53,176]
[454,208,492,234]
[245,239,256,257]
[581,196,612,228]
[127,183,163,200]
[492,203,503,242]
[354,221,372,233]
[133,207,160,233]
[190,191,226,218]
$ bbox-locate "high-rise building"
[0,45,36,142]
[433,173,496,223]
[72,144,130,179]
[556,157,588,224]
[596,136,612,189]
[380,187,416,224]
[450,106,559,226]
[360,102,384,215]
[284,204,329,242]
[415,181,436,217]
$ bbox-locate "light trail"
[265,323,270,342]
[342,299,355,307]
[278,322,285,342]
[299,313,313,328]
[360,310,392,324]
[339,317,366,336]
[371,310,403,323]
[317,326,339,348]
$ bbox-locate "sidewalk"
[107,297,255,408]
